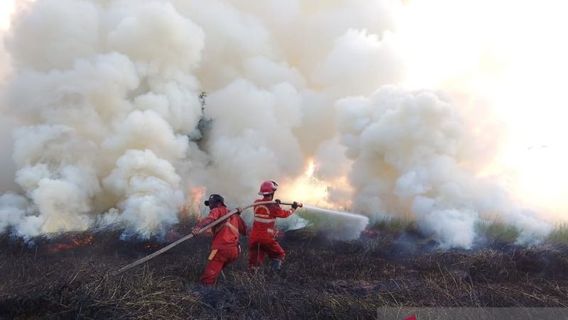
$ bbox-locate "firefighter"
[248,180,301,271]
[192,194,246,286]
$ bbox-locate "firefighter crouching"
[192,194,246,286]
[249,180,302,271]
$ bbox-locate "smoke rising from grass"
[0,0,554,247]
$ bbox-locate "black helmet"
[204,194,224,207]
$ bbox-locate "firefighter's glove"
[236,207,243,215]
[292,201,299,209]
[275,199,281,204]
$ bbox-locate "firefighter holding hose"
[249,180,302,271]
[192,194,246,286]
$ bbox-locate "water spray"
[113,201,369,275]
[294,205,370,241]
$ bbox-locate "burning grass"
[2,223,568,319]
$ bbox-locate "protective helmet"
[204,194,224,207]
[258,180,279,195]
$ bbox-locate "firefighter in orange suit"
[248,180,301,271]
[192,194,246,286]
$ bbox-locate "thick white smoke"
[1,0,204,239]
[0,0,555,247]
[335,87,552,248]
[0,1,20,199]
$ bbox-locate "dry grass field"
[2,221,568,319]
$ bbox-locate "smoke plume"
[0,0,556,247]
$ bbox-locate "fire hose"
[112,201,300,276]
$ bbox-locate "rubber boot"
[270,259,282,271]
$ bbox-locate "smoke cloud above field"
[0,0,559,247]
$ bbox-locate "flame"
[305,160,316,177]
[279,159,328,206]
[143,242,161,250]
[47,234,94,253]
[280,159,352,208]
[180,186,206,217]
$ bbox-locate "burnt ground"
[1,223,568,320]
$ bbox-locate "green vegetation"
[370,218,416,234]
[476,221,521,244]
[546,223,568,245]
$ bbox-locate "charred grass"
[2,223,568,319]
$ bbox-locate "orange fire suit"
[197,206,246,285]
[248,199,294,268]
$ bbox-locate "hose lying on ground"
[112,201,295,276]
